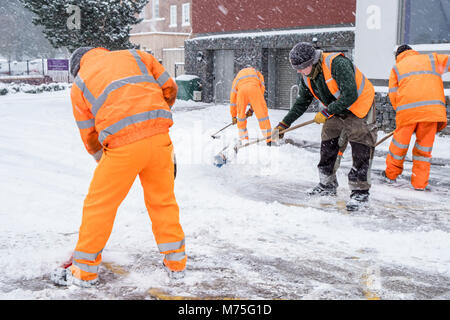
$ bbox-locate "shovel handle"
[236,119,316,151]
[211,122,234,137]
[375,131,394,147]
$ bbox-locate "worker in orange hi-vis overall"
[229,67,272,146]
[384,45,449,190]
[50,47,186,288]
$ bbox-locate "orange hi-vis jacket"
[229,67,265,118]
[388,50,449,132]
[71,48,177,160]
[303,52,375,119]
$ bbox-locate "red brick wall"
[192,0,356,34]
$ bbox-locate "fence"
[0,59,71,83]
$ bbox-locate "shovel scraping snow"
[213,119,315,167]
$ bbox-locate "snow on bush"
[0,82,71,95]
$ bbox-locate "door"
[213,50,234,104]
[275,49,299,109]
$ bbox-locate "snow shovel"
[211,122,234,139]
[375,131,394,147]
[211,114,252,139]
[213,119,315,167]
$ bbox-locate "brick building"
[184,0,356,108]
[130,0,192,77]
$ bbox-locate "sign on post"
[47,59,69,71]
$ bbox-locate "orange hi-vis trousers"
[236,84,272,143]
[70,133,186,281]
[385,122,437,190]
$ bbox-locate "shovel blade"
[213,152,227,168]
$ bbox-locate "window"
[152,0,160,19]
[170,5,177,27]
[400,0,450,44]
[182,3,190,26]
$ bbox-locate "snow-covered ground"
[0,90,449,300]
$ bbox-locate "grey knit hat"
[289,42,322,70]
[69,47,94,77]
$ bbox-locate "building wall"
[130,33,188,61]
[185,28,355,106]
[192,0,356,34]
[132,0,192,34]
[130,0,192,63]
[355,0,450,85]
[162,48,185,78]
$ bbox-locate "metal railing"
[290,84,299,109]
[214,81,223,105]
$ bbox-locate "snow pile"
[0,82,70,95]
[0,91,449,300]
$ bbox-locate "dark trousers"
[319,105,377,191]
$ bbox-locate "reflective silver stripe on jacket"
[428,53,436,73]
[258,116,269,122]
[398,70,441,81]
[444,58,450,73]
[165,251,185,261]
[392,66,400,79]
[389,87,398,93]
[232,74,261,91]
[74,76,96,106]
[412,155,431,163]
[388,150,405,161]
[357,75,366,97]
[76,119,95,129]
[392,138,409,149]
[334,90,341,99]
[414,142,433,153]
[158,238,185,253]
[325,53,340,69]
[129,49,148,74]
[92,149,103,161]
[230,103,237,107]
[91,74,158,116]
[98,109,172,144]
[77,50,171,118]
[396,100,446,112]
[157,71,171,87]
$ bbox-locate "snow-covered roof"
[188,26,355,42]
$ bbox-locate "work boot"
[163,263,185,280]
[50,266,98,288]
[307,183,337,197]
[381,171,396,184]
[346,190,369,212]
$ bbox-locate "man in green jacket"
[274,42,377,211]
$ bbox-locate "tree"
[20,0,149,53]
[0,0,61,60]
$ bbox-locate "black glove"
[245,108,254,117]
[232,117,237,125]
